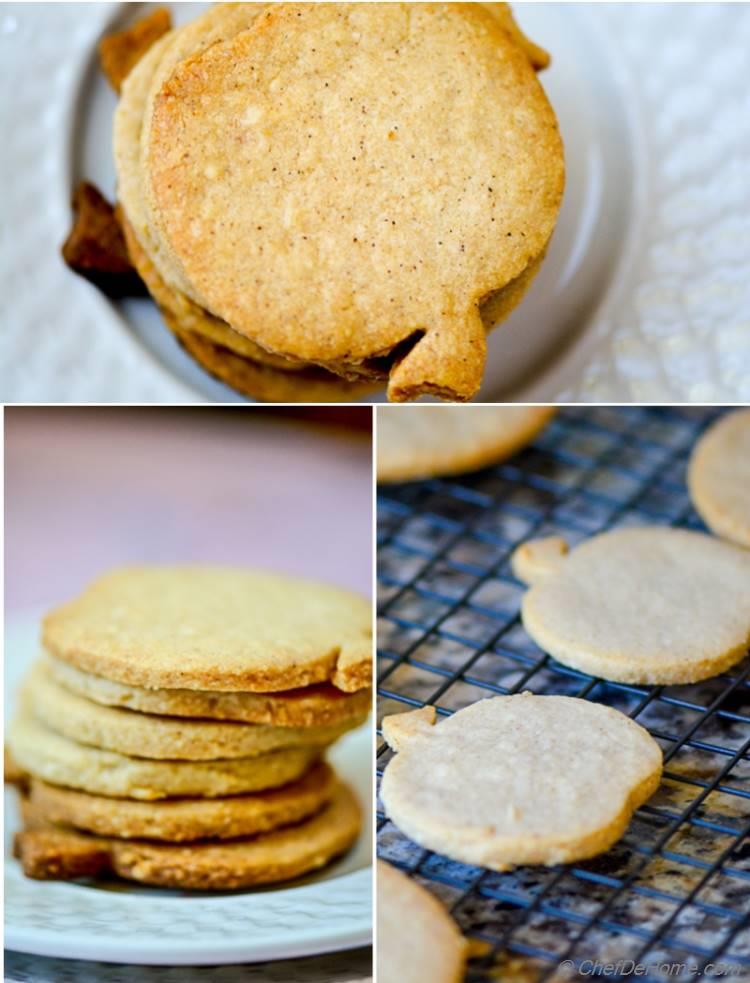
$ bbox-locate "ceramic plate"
[1,2,749,403]
[4,615,373,965]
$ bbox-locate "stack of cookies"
[8,566,371,890]
[112,2,563,403]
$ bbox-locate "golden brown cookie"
[120,208,378,401]
[43,566,372,693]
[148,3,563,401]
[377,406,555,482]
[378,860,469,983]
[514,528,750,684]
[22,663,355,761]
[8,712,322,800]
[380,697,662,870]
[16,781,361,889]
[688,409,750,549]
[45,654,372,728]
[25,762,334,841]
[174,328,378,404]
[99,7,172,93]
[116,6,265,306]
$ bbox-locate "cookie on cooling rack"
[512,528,750,684]
[378,860,469,983]
[380,695,662,870]
[688,409,750,550]
[377,406,555,482]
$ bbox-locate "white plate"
[4,615,373,965]
[1,2,749,403]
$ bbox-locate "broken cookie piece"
[98,8,172,93]
[61,182,145,298]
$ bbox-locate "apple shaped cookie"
[513,528,750,684]
[380,695,662,870]
[378,860,468,983]
[377,406,555,482]
[688,410,750,549]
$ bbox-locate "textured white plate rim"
[521,4,651,402]
[58,2,204,404]
[5,891,372,967]
[4,613,373,966]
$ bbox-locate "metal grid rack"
[376,408,750,983]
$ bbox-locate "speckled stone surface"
[4,949,372,982]
[377,408,750,982]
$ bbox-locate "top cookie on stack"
[114,2,564,403]
[42,566,372,693]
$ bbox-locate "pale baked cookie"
[8,713,321,800]
[688,409,750,549]
[513,529,750,684]
[380,696,662,870]
[378,860,468,983]
[377,406,555,482]
[22,664,355,761]
[45,654,372,728]
[16,781,361,889]
[148,2,564,401]
[43,566,372,693]
[25,762,334,842]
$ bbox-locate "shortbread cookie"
[514,528,750,684]
[378,860,468,983]
[45,654,371,728]
[148,3,564,401]
[121,212,376,400]
[174,326,377,404]
[114,6,375,398]
[688,410,750,549]
[116,6,264,306]
[377,406,555,482]
[380,696,662,870]
[8,713,321,800]
[22,665,354,761]
[43,566,372,693]
[25,762,334,841]
[16,781,361,889]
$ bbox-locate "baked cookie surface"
[377,405,555,481]
[8,712,321,800]
[380,696,662,870]
[45,654,371,728]
[514,528,750,684]
[378,860,468,983]
[148,2,563,401]
[688,409,750,549]
[25,762,335,842]
[16,781,361,889]
[42,566,372,693]
[22,663,355,761]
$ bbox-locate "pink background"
[5,408,372,617]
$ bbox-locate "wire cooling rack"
[376,407,750,983]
